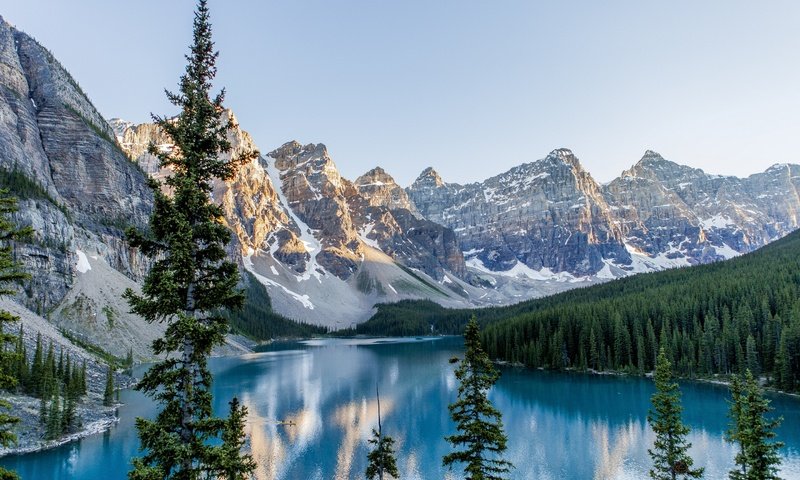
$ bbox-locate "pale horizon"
[3,0,799,185]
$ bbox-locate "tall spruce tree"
[443,316,512,480]
[124,1,258,478]
[103,365,115,407]
[647,348,703,479]
[215,398,256,480]
[726,370,783,480]
[0,189,32,480]
[366,386,399,480]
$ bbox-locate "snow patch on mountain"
[75,250,91,274]
[243,251,315,309]
[264,156,325,282]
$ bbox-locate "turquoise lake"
[2,336,799,479]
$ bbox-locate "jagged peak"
[615,150,711,183]
[355,166,398,187]
[635,149,670,167]
[543,148,586,171]
[268,140,329,159]
[413,167,445,188]
[547,147,575,159]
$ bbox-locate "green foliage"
[103,305,117,329]
[647,348,703,479]
[355,300,472,336]
[726,370,783,479]
[223,271,327,340]
[103,365,115,407]
[357,230,800,395]
[125,2,258,478]
[214,397,257,480]
[366,428,399,480]
[0,190,30,480]
[480,229,800,385]
[59,328,127,369]
[443,317,512,480]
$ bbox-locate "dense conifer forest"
[3,329,90,440]
[356,230,800,391]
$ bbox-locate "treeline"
[353,300,472,336]
[480,229,800,390]
[2,328,88,440]
[224,271,328,340]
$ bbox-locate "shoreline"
[495,360,800,399]
[0,416,119,458]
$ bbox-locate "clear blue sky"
[2,1,799,185]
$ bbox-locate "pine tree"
[29,332,43,395]
[45,388,62,441]
[0,189,31,480]
[726,370,783,480]
[745,335,759,378]
[366,386,399,480]
[775,334,792,391]
[13,327,28,393]
[125,348,134,372]
[443,316,512,480]
[56,348,64,380]
[367,429,399,480]
[215,397,256,480]
[125,1,257,478]
[79,360,87,397]
[647,348,703,480]
[589,327,600,371]
[62,394,77,434]
[103,365,115,407]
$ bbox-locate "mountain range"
[1,16,798,338]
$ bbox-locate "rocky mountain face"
[408,148,800,279]
[0,17,151,314]
[407,149,630,277]
[603,151,800,270]
[110,124,475,324]
[349,166,467,281]
[354,167,420,215]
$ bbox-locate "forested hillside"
[357,229,800,391]
[484,229,800,388]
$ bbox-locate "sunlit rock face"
[113,112,311,274]
[349,167,467,281]
[267,141,363,279]
[354,166,421,216]
[112,120,474,324]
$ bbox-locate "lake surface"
[2,336,800,479]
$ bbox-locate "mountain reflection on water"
[2,336,799,479]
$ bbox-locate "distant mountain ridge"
[407,148,800,280]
